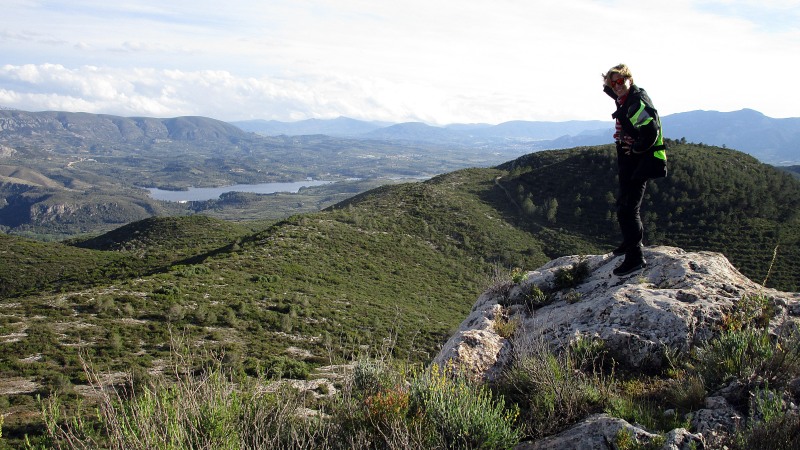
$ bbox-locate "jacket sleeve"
[632,119,658,153]
[626,101,660,154]
[603,85,618,101]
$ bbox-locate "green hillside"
[495,143,799,290]
[0,234,139,298]
[1,143,798,443]
[71,215,254,259]
[0,216,254,298]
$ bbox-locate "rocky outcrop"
[514,414,703,450]
[434,246,800,448]
[435,246,799,379]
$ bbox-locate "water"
[146,180,332,202]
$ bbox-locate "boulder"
[434,246,800,380]
[514,414,657,450]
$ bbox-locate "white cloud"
[1,0,798,123]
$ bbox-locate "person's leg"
[616,177,647,252]
[614,177,648,275]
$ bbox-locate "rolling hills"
[2,108,798,240]
[1,142,798,442]
[0,109,529,238]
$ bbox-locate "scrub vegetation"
[2,142,799,447]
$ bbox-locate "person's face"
[609,74,630,97]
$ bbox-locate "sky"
[1,0,799,125]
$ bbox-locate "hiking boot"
[613,258,646,276]
[611,243,628,256]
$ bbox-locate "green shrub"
[41,372,74,398]
[552,258,590,291]
[174,264,212,277]
[568,335,608,372]
[614,428,665,450]
[262,356,310,380]
[493,315,520,339]
[498,336,609,438]
[695,328,774,390]
[38,348,520,450]
[353,359,397,398]
[524,284,553,309]
[606,395,685,434]
[510,268,526,284]
[727,410,800,450]
[409,364,522,449]
[663,373,706,412]
[153,285,181,297]
[723,294,778,331]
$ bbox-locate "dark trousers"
[617,175,648,260]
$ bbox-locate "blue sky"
[1,0,798,124]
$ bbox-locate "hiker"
[602,64,667,276]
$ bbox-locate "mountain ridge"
[233,109,800,165]
[0,110,249,146]
[3,108,797,165]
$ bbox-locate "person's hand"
[620,142,632,155]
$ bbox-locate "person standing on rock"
[602,64,667,276]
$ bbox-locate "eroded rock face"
[435,246,800,449]
[434,246,800,381]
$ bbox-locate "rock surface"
[513,414,703,450]
[434,246,800,448]
[435,246,800,380]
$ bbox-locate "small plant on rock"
[522,284,554,310]
[553,258,590,291]
[493,314,520,339]
[510,268,526,284]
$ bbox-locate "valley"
[1,110,799,446]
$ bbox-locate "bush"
[727,410,800,450]
[409,364,522,449]
[262,356,310,380]
[493,315,520,339]
[552,258,590,291]
[353,359,398,398]
[523,284,554,309]
[695,327,774,390]
[38,350,521,450]
[174,264,212,277]
[498,335,610,438]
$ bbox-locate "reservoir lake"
[147,180,332,202]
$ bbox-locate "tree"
[522,197,536,216]
[546,198,558,223]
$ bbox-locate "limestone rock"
[660,428,705,450]
[514,414,657,450]
[689,395,744,449]
[514,414,704,450]
[434,246,800,380]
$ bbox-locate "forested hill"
[490,142,800,291]
[781,165,800,178]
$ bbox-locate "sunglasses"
[609,77,627,87]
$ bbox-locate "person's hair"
[603,63,634,86]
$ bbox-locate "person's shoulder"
[631,85,657,107]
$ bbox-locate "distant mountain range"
[233,109,800,165]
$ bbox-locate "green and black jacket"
[604,84,668,179]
